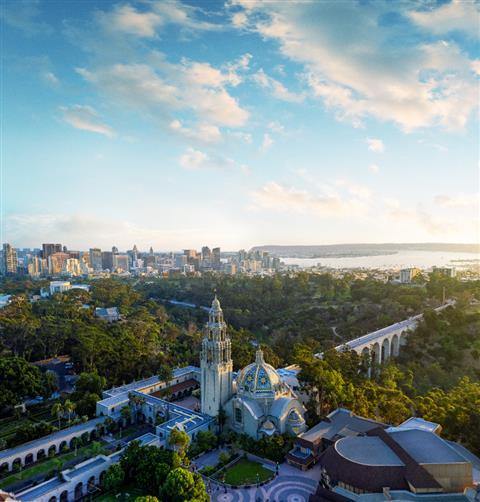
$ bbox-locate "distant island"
[251,243,480,259]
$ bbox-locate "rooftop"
[335,436,404,467]
[299,408,384,443]
[0,417,105,461]
[387,429,468,465]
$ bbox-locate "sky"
[2,0,479,251]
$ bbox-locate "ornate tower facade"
[200,296,233,417]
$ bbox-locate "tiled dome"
[236,349,281,396]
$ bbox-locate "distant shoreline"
[251,243,480,259]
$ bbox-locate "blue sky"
[2,0,479,250]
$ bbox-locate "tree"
[73,372,106,398]
[0,357,43,409]
[162,468,208,502]
[41,371,59,399]
[103,463,125,491]
[168,428,190,458]
[120,406,131,428]
[75,392,100,418]
[135,497,159,502]
[158,364,173,383]
[51,402,64,429]
[63,399,76,424]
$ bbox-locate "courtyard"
[208,462,321,502]
[214,459,274,486]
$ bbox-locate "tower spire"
[200,295,233,417]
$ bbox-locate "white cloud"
[434,194,479,208]
[408,0,479,37]
[60,105,114,137]
[97,0,220,38]
[367,137,385,153]
[252,69,304,103]
[231,11,248,28]
[179,148,209,169]
[252,181,367,217]
[43,71,59,87]
[5,213,210,250]
[231,1,479,131]
[77,59,249,128]
[108,4,162,38]
[261,133,274,151]
[179,147,245,171]
[336,179,372,199]
[268,121,285,134]
[368,164,380,174]
[169,120,222,143]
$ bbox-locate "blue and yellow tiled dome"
[236,349,282,397]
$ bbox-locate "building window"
[235,407,242,423]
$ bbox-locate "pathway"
[209,462,320,502]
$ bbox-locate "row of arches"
[359,332,407,369]
[0,426,105,473]
[46,471,107,502]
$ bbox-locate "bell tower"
[200,296,233,417]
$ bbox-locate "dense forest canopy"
[0,272,478,453]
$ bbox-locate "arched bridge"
[315,301,454,366]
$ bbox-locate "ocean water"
[281,250,480,270]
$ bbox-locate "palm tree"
[128,393,146,423]
[63,400,75,424]
[120,406,131,428]
[51,402,64,429]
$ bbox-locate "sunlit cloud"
[367,138,385,153]
[60,105,115,137]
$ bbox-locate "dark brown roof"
[319,444,409,492]
[367,427,442,491]
[150,378,199,398]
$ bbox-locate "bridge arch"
[381,338,390,362]
[391,334,400,357]
[371,343,381,366]
[60,490,68,502]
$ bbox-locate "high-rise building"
[212,247,221,267]
[89,248,103,271]
[101,251,113,271]
[201,246,212,260]
[113,254,129,272]
[112,246,118,254]
[48,252,69,275]
[42,243,62,259]
[64,258,81,276]
[27,255,45,277]
[184,249,197,259]
[2,243,18,275]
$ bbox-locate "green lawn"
[0,443,109,489]
[216,459,274,486]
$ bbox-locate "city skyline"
[3,0,479,249]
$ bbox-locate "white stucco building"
[201,296,306,439]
